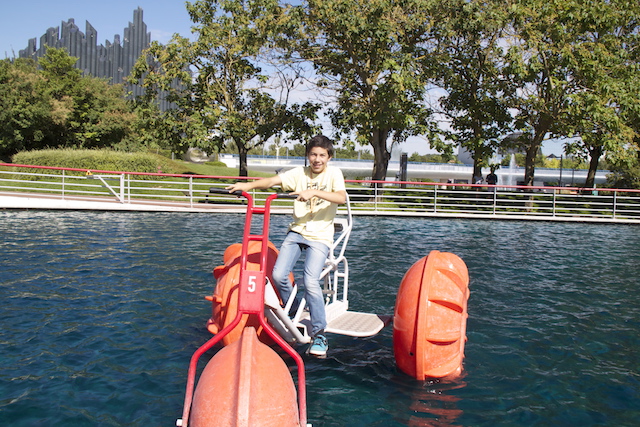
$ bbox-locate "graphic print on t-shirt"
[307,179,329,213]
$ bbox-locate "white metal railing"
[1,164,639,223]
[220,154,611,185]
[343,184,640,221]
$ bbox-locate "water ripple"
[1,212,639,426]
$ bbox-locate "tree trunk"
[369,128,391,184]
[523,143,538,186]
[237,142,249,177]
[585,145,603,189]
[524,117,552,186]
[472,157,483,183]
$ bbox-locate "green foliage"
[181,160,273,178]
[507,0,640,186]
[287,0,438,180]
[333,148,374,160]
[500,153,593,170]
[0,57,58,160]
[131,0,319,177]
[434,0,514,182]
[408,153,459,164]
[606,148,640,189]
[39,47,82,82]
[12,149,184,176]
[289,143,307,157]
[516,153,546,168]
[3,1,640,188]
[204,161,227,167]
[607,167,640,190]
[0,48,137,161]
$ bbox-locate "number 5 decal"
[247,275,257,292]
[239,271,264,312]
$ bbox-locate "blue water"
[1,210,639,426]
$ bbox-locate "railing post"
[189,176,194,208]
[433,186,438,213]
[492,186,497,215]
[552,189,557,217]
[120,174,125,203]
[62,169,66,200]
[374,183,379,213]
[125,174,130,203]
[612,190,617,219]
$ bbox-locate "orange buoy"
[393,250,470,379]
[190,327,300,427]
[206,241,293,345]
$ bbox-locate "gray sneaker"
[308,334,328,357]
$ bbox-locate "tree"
[0,49,135,160]
[286,0,437,182]
[433,0,515,182]
[37,48,135,149]
[606,147,640,189]
[562,1,640,188]
[409,152,457,163]
[507,0,639,187]
[132,0,318,176]
[608,73,640,189]
[0,58,56,160]
[129,36,209,155]
[505,0,570,187]
[39,47,136,150]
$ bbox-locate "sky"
[0,1,566,156]
[0,1,194,57]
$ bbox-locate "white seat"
[265,195,390,342]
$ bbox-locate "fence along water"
[1,163,639,223]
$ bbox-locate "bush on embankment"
[12,149,186,177]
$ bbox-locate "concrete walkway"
[0,192,242,213]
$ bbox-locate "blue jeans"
[272,231,329,337]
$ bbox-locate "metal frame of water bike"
[178,189,308,427]
[209,186,387,345]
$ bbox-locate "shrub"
[204,161,227,167]
[12,148,183,177]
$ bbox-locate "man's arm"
[226,175,283,193]
[227,171,347,204]
[292,189,346,205]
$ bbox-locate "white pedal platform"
[298,301,391,337]
[326,311,389,337]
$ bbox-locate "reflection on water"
[1,211,639,426]
[411,379,466,427]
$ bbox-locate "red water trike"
[177,188,470,427]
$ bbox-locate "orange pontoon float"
[205,240,284,346]
[393,251,470,379]
[190,327,299,427]
[177,189,470,426]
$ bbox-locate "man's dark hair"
[306,135,334,158]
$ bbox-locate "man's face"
[307,146,331,174]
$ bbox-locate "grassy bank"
[7,148,272,178]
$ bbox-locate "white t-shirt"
[279,165,346,247]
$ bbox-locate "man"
[486,168,498,186]
[226,135,347,357]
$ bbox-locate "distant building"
[18,8,174,111]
